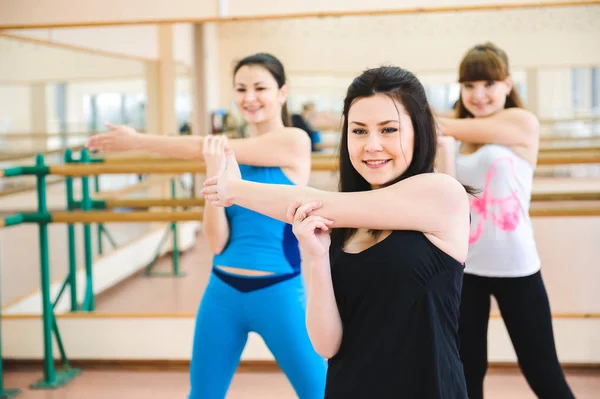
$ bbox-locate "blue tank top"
[212,164,301,274]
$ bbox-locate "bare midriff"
[215,265,276,276]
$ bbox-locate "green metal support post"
[93,176,103,255]
[64,149,78,312]
[0,247,21,397]
[170,178,181,276]
[30,154,80,389]
[79,150,95,312]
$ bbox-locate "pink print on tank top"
[469,157,520,244]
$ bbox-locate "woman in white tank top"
[436,42,575,399]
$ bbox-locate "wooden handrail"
[0,146,85,162]
[0,132,93,139]
[2,200,599,227]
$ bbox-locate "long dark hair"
[233,53,291,127]
[455,42,524,119]
[331,66,476,250]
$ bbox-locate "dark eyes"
[464,81,495,88]
[352,127,398,135]
[235,87,266,92]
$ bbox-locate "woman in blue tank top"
[202,66,475,398]
[87,54,326,398]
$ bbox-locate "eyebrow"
[234,81,266,86]
[349,120,399,126]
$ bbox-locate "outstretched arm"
[439,108,539,147]
[228,175,466,233]
[86,124,311,168]
[203,147,471,262]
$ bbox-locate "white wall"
[0,86,30,132]
[216,6,600,116]
[5,23,194,65]
[0,36,146,82]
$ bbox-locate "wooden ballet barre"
[529,201,600,217]
[540,136,600,142]
[50,162,207,176]
[531,192,600,202]
[537,150,600,165]
[0,162,207,177]
[1,155,597,179]
[1,202,599,229]
[0,146,85,162]
[0,211,203,227]
[51,210,204,223]
[310,152,600,168]
[0,199,205,214]
[96,155,190,164]
[0,132,94,139]
[539,145,600,153]
[103,198,204,208]
[91,150,180,163]
[87,148,600,168]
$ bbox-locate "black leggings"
[458,271,575,399]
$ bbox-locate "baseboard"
[5,359,599,373]
[3,359,280,373]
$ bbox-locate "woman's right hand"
[86,123,142,152]
[287,201,333,260]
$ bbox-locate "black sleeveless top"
[325,230,468,399]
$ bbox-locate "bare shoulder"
[403,173,470,203]
[497,108,540,134]
[281,127,311,144]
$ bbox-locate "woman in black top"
[202,66,472,398]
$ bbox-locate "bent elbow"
[206,237,228,255]
[308,331,341,359]
[313,343,340,359]
[315,346,339,360]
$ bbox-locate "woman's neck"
[249,118,285,136]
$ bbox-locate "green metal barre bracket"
[30,368,82,390]
[0,388,22,398]
[1,213,52,225]
[1,165,50,177]
[145,178,185,277]
[70,200,105,210]
[1,214,24,227]
[144,223,185,277]
[144,224,186,278]
[99,224,118,250]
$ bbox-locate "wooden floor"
[93,234,211,314]
[4,368,600,398]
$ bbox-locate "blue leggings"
[188,269,327,399]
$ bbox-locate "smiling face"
[346,93,414,189]
[460,78,512,118]
[233,65,287,126]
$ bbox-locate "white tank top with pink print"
[455,143,541,277]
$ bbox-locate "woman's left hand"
[201,144,242,207]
